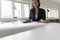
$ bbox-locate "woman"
[26,0,48,23]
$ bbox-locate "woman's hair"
[32,0,40,9]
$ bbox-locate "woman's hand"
[25,18,30,21]
[38,19,49,23]
[25,18,32,22]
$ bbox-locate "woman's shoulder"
[39,8,45,11]
[30,8,34,11]
[30,8,45,11]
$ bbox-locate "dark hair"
[32,0,40,9]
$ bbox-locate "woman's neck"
[35,8,39,15]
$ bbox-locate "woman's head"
[32,0,40,9]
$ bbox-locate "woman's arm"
[38,9,49,23]
[29,9,32,20]
[42,9,46,20]
[38,19,49,23]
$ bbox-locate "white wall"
[58,8,60,18]
[41,0,60,9]
[0,1,1,17]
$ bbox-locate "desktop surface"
[0,23,60,40]
[0,21,47,38]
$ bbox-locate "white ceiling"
[23,0,60,4]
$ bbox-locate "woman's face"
[32,0,39,8]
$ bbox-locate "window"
[0,0,30,18]
[1,0,13,18]
[47,9,52,18]
[46,9,58,18]
[40,6,59,19]
[53,10,58,18]
[14,2,22,18]
[24,4,30,18]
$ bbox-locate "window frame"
[14,1,22,18]
[23,3,30,18]
[0,0,30,18]
[13,1,30,18]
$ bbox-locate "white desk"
[0,21,47,38]
[0,23,60,40]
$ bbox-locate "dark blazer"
[29,8,46,21]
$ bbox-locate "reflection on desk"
[0,21,47,38]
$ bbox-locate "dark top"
[29,8,46,21]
